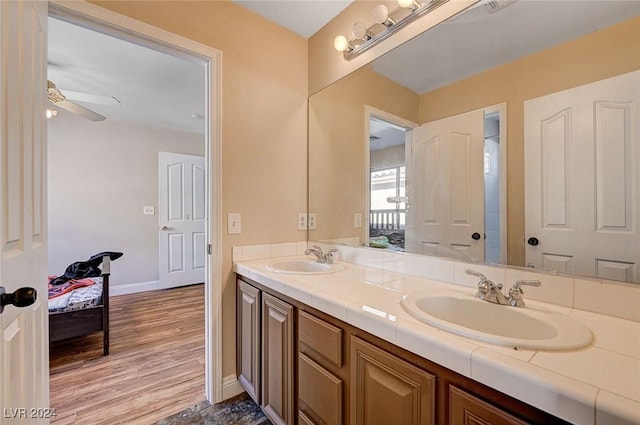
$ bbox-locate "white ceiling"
[233,0,353,38]
[48,17,206,134]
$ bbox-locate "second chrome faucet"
[465,269,540,307]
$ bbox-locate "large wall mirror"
[309,1,640,284]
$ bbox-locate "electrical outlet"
[308,213,317,230]
[297,213,308,231]
[143,206,155,216]
[228,213,241,234]
[354,213,363,228]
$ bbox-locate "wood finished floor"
[49,284,205,425]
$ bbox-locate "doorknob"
[0,286,37,314]
[527,237,539,246]
[471,232,481,240]
[160,226,169,231]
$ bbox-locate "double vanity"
[235,250,640,425]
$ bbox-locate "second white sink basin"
[265,260,345,275]
[401,289,592,351]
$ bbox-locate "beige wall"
[419,16,640,266]
[48,112,204,287]
[91,0,308,378]
[309,66,418,243]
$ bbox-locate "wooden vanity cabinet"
[237,279,295,425]
[237,275,569,425]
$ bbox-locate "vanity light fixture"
[333,0,448,60]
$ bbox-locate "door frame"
[365,105,417,244]
[48,1,223,403]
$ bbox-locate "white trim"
[364,105,417,244]
[48,0,223,403]
[483,102,508,265]
[222,375,244,400]
[109,280,161,296]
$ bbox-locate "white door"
[406,109,485,261]
[158,152,206,289]
[525,70,640,282]
[0,0,50,421]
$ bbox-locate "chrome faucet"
[508,279,542,307]
[465,269,541,307]
[304,246,338,264]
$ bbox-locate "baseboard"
[109,280,160,296]
[222,374,244,401]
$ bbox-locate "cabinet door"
[237,280,261,403]
[262,292,294,425]
[350,336,436,425]
[299,352,343,425]
[449,386,530,425]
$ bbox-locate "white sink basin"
[265,260,345,275]
[401,290,592,351]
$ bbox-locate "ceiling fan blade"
[61,89,121,106]
[54,99,106,122]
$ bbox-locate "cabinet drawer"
[299,310,342,367]
[449,385,530,425]
[299,353,343,425]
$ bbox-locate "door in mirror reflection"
[525,70,640,283]
[406,109,485,261]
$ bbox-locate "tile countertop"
[234,256,640,425]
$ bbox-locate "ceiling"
[233,0,353,38]
[48,1,640,134]
[47,17,206,134]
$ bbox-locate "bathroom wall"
[309,66,418,243]
[90,0,309,378]
[47,111,204,290]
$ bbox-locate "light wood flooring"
[49,284,205,425]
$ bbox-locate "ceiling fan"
[46,80,119,122]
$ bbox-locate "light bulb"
[372,4,390,24]
[397,0,419,8]
[352,21,367,39]
[333,35,349,52]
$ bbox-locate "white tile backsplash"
[453,261,507,289]
[505,268,575,308]
[233,243,640,322]
[241,244,272,261]
[271,242,298,258]
[414,255,455,282]
[574,278,640,322]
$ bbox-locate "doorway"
[47,0,222,407]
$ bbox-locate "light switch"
[228,213,241,234]
[143,206,155,216]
